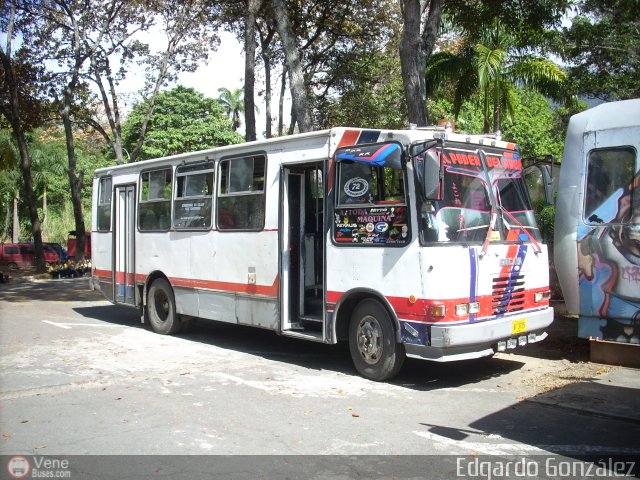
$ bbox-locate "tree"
[29,0,130,261]
[270,0,312,132]
[244,0,262,141]
[0,0,48,269]
[399,0,442,127]
[426,20,568,133]
[556,0,640,100]
[217,87,245,131]
[117,0,220,163]
[122,86,243,161]
[0,129,22,242]
[317,47,407,130]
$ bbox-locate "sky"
[119,29,288,139]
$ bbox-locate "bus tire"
[348,299,405,381]
[147,278,181,335]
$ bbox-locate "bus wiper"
[502,209,542,254]
[479,209,498,258]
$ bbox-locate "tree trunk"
[0,4,45,271]
[263,54,272,138]
[3,200,9,239]
[60,93,86,261]
[244,0,261,142]
[271,0,312,133]
[258,20,275,139]
[492,78,501,133]
[400,0,441,127]
[400,0,428,127]
[421,0,442,62]
[278,63,287,136]
[12,192,19,243]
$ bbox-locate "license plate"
[512,319,526,335]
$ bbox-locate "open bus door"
[280,163,325,340]
[113,185,136,305]
[522,154,557,206]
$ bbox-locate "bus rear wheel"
[147,278,181,335]
[348,299,405,381]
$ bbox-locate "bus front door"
[113,185,136,305]
[281,164,324,339]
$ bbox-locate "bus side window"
[174,163,214,230]
[139,168,172,231]
[97,176,112,231]
[217,154,266,231]
[584,148,635,223]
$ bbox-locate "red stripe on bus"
[96,269,279,298]
[168,276,279,297]
[327,288,547,323]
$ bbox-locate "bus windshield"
[418,144,541,245]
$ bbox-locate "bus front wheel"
[147,278,181,335]
[348,299,405,381]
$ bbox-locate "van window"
[5,246,18,255]
[97,177,112,231]
[139,168,172,231]
[584,147,636,224]
[217,155,266,230]
[174,163,214,230]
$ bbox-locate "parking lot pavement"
[1,278,639,459]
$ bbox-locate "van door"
[113,185,136,305]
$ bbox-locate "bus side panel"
[554,115,588,315]
[92,231,114,302]
[574,125,640,342]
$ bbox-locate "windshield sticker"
[442,151,522,171]
[344,177,370,197]
[334,206,408,245]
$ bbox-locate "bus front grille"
[492,274,525,314]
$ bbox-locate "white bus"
[554,99,640,346]
[91,126,553,380]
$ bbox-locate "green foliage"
[316,50,407,129]
[0,128,108,243]
[217,87,245,131]
[500,89,565,159]
[556,0,640,100]
[122,86,243,161]
[533,198,556,244]
[432,89,565,159]
[426,20,569,133]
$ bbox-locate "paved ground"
[1,277,639,477]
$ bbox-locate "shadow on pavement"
[0,277,102,303]
[73,303,526,391]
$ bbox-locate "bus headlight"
[534,290,551,303]
[455,303,468,316]
[455,302,480,316]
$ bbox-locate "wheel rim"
[153,289,170,323]
[356,315,383,365]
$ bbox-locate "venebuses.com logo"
[6,456,71,478]
[7,456,30,479]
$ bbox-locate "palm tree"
[0,130,22,242]
[217,87,245,131]
[426,20,568,133]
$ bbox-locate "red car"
[0,243,60,269]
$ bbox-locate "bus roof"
[94,126,519,177]
[571,98,640,133]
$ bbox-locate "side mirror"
[422,150,442,200]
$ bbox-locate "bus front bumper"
[404,307,553,362]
